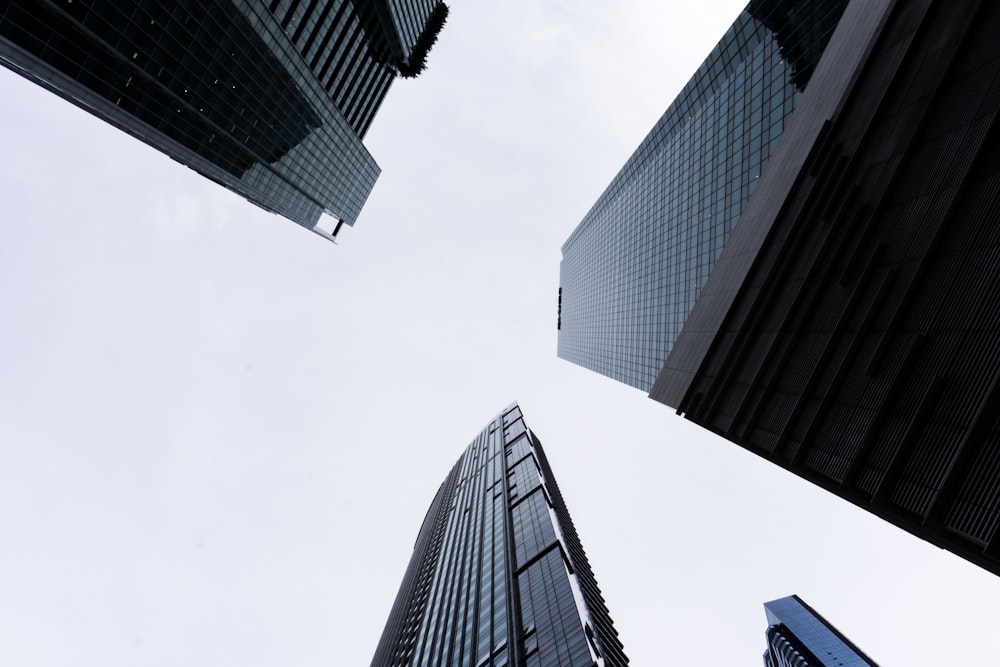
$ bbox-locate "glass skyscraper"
[559,0,1000,577]
[371,403,627,667]
[762,596,877,667]
[0,1,447,242]
[557,0,847,391]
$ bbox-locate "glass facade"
[557,0,847,391]
[762,596,877,667]
[371,404,627,667]
[647,0,1000,579]
[0,1,444,241]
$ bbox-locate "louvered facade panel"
[651,0,1000,576]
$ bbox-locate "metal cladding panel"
[658,0,1000,576]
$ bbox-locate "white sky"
[1,1,999,665]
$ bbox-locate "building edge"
[650,0,896,409]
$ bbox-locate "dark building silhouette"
[372,403,627,667]
[0,1,447,242]
[561,0,1000,577]
[762,595,877,667]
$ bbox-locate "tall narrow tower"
[371,403,627,667]
[762,596,877,667]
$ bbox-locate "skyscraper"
[0,1,448,242]
[762,595,877,667]
[557,0,849,391]
[559,0,1000,575]
[371,403,627,667]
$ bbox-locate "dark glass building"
[371,403,627,667]
[0,1,447,242]
[557,0,848,391]
[762,595,877,667]
[561,0,1000,576]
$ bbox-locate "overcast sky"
[2,1,999,665]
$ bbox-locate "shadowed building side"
[652,0,1000,576]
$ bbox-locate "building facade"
[651,0,1000,576]
[762,596,877,667]
[557,0,848,391]
[371,403,627,667]
[559,0,1000,576]
[0,1,447,242]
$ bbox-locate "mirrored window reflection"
[558,0,849,392]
